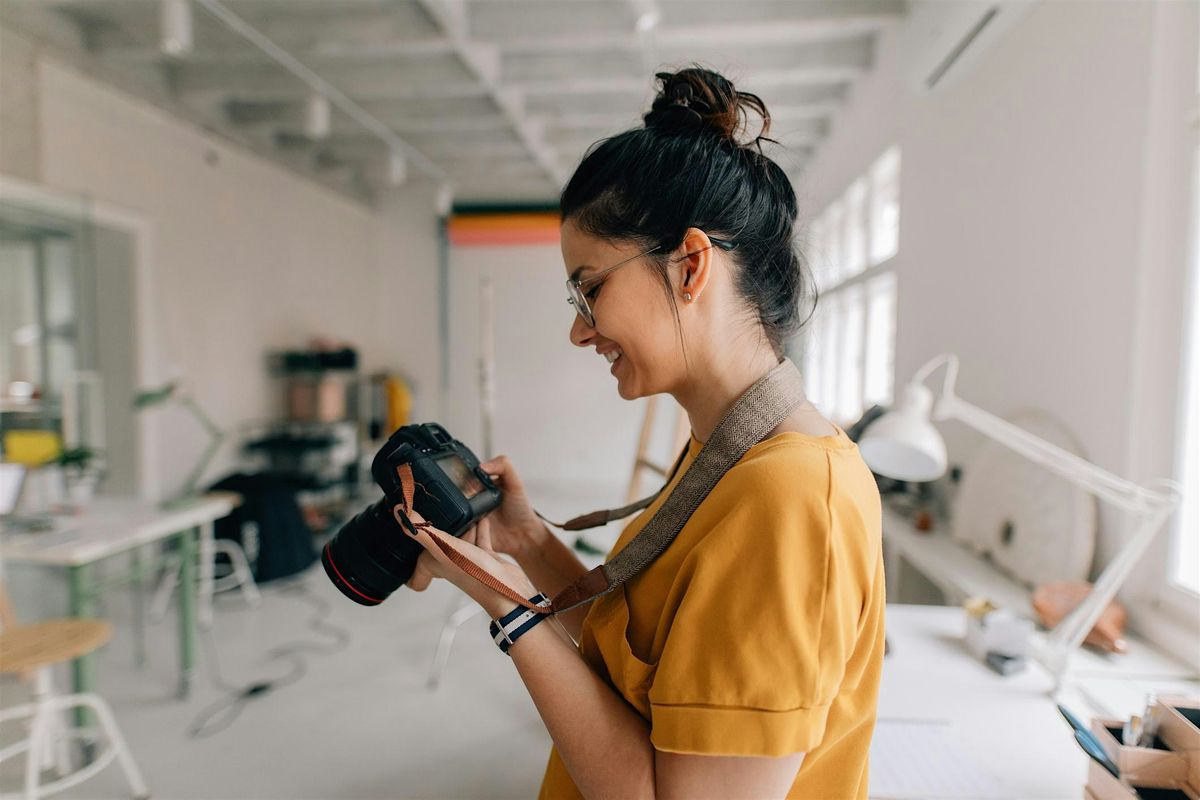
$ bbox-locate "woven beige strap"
[549,357,805,613]
[396,358,806,616]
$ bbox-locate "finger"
[407,552,434,592]
[476,515,495,553]
[462,525,479,546]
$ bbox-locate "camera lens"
[321,498,425,606]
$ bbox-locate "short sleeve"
[645,452,860,757]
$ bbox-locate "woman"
[406,67,886,799]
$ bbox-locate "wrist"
[473,579,539,619]
[515,520,551,560]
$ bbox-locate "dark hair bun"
[643,67,772,146]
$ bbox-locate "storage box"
[1086,760,1199,800]
[1157,697,1200,755]
[1090,718,1191,785]
[1156,697,1200,791]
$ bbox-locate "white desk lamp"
[859,353,1181,689]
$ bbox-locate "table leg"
[67,562,96,750]
[198,521,215,629]
[177,526,197,699]
[131,546,147,669]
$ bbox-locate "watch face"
[434,452,485,499]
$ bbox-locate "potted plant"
[57,446,103,508]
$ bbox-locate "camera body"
[370,422,500,538]
[322,423,501,606]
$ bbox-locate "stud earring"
[683,292,693,302]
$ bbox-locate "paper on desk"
[869,719,1010,799]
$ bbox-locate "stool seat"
[0,619,112,673]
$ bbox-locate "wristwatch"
[488,593,552,655]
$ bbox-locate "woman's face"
[561,221,686,400]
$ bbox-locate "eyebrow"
[569,265,591,282]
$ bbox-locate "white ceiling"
[0,0,907,206]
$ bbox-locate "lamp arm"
[173,395,225,502]
[180,395,223,439]
[911,352,960,391]
[1039,497,1179,687]
[935,394,1176,514]
[935,393,1181,691]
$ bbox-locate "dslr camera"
[322,422,501,606]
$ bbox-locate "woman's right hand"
[478,455,547,559]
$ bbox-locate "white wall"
[2,39,442,500]
[446,243,648,522]
[797,1,1197,620]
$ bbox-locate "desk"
[0,494,236,701]
[878,604,1198,799]
[879,604,1083,798]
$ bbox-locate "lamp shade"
[858,383,948,482]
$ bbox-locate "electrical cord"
[187,574,350,739]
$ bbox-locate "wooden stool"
[0,617,149,799]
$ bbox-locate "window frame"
[802,146,901,424]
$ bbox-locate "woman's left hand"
[406,512,539,617]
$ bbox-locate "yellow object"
[538,428,886,799]
[3,430,62,466]
[384,376,413,433]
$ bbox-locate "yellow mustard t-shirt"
[538,427,886,799]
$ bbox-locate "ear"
[676,227,715,303]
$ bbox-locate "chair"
[149,531,260,629]
[0,583,148,799]
[149,494,260,629]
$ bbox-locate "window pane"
[825,201,844,287]
[807,215,829,292]
[844,179,868,278]
[1170,135,1200,594]
[864,273,898,408]
[870,146,900,266]
[817,295,841,417]
[803,323,822,411]
[838,286,864,422]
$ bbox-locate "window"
[870,146,901,265]
[824,201,844,289]
[802,147,901,423]
[864,272,898,408]
[1169,53,1200,596]
[843,179,868,278]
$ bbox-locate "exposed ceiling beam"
[490,15,898,54]
[189,0,447,184]
[414,0,564,188]
[535,104,839,133]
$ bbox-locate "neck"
[673,346,782,443]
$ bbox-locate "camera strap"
[395,357,806,617]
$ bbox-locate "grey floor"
[1,566,557,800]
[0,481,630,800]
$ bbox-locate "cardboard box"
[1091,718,1191,785]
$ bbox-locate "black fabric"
[208,472,317,583]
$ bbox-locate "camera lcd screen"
[434,452,485,500]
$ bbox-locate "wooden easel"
[571,395,692,557]
[626,395,692,503]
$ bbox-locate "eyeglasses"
[566,237,735,328]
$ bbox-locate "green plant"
[57,446,98,474]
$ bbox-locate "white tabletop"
[876,604,1086,798]
[0,494,236,567]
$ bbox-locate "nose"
[569,311,595,348]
